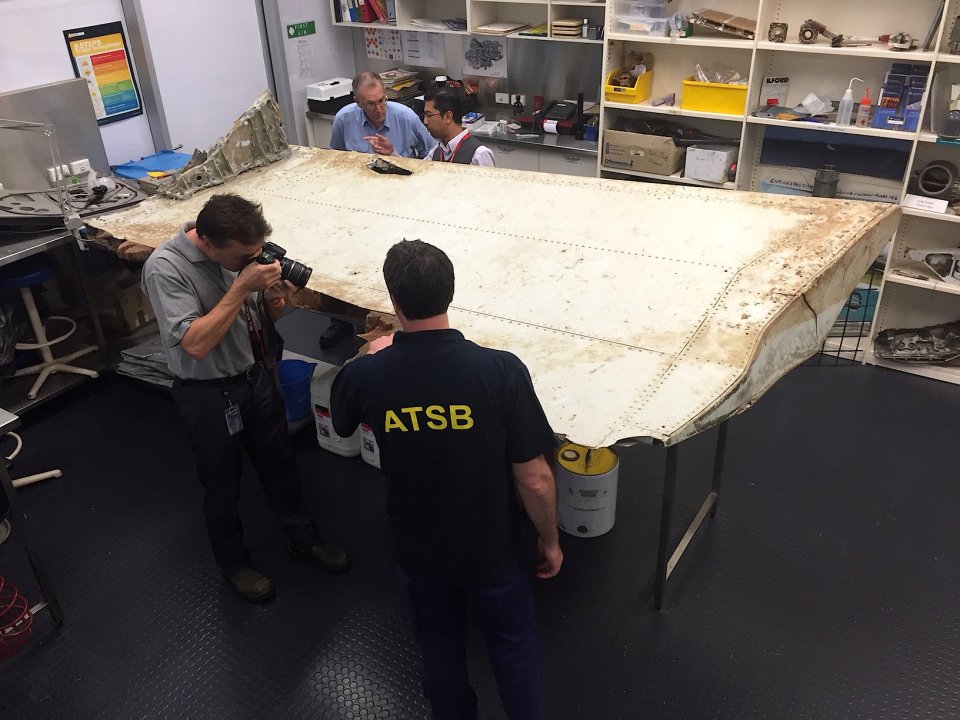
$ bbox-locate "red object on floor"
[0,576,33,662]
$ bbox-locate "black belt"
[178,365,259,388]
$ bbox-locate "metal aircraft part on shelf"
[873,321,960,363]
[157,91,290,200]
[88,91,899,448]
[906,248,960,283]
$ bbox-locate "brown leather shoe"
[222,566,276,602]
[289,539,352,574]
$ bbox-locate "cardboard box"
[90,270,156,335]
[684,144,737,184]
[601,129,684,176]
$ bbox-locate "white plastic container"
[614,0,669,18]
[556,443,619,537]
[360,423,381,469]
[311,365,360,457]
[613,15,670,35]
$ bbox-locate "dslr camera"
[255,241,312,288]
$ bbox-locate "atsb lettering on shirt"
[384,405,474,432]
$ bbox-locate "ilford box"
[601,130,684,175]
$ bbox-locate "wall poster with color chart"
[365,28,403,60]
[63,22,143,125]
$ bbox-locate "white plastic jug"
[310,365,360,457]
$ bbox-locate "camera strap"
[243,301,267,368]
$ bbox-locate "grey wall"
[0,79,109,191]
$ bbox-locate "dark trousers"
[397,560,545,720]
[172,365,314,571]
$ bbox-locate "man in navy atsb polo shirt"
[331,240,562,720]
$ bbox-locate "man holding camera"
[142,193,350,602]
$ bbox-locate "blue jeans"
[397,560,544,720]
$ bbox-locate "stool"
[0,255,99,399]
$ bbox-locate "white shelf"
[605,99,743,121]
[885,269,960,297]
[334,21,469,34]
[473,0,549,3]
[756,40,936,62]
[551,0,604,4]
[901,206,960,223]
[606,32,753,49]
[746,116,916,141]
[935,53,960,64]
[603,166,735,189]
[511,33,603,43]
[917,132,960,145]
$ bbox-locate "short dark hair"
[423,87,463,124]
[195,194,272,248]
[383,240,455,320]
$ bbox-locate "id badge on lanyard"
[224,395,243,435]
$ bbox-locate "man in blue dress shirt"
[330,71,433,158]
[323,71,435,348]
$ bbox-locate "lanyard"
[243,301,266,367]
[442,132,470,163]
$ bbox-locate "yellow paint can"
[556,442,619,537]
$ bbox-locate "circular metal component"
[799,23,818,44]
[916,161,960,202]
[768,22,788,42]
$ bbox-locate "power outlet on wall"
[495,92,511,105]
[46,165,70,183]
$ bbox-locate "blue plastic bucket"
[278,359,316,421]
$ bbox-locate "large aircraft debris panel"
[89,148,900,447]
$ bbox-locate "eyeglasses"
[422,110,443,118]
[360,97,387,109]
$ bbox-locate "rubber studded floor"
[1,364,958,720]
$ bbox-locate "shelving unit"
[328,0,960,385]
[331,0,606,41]
[595,0,960,384]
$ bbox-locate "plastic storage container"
[681,77,748,115]
[612,15,669,35]
[278,359,317,421]
[614,0,669,18]
[556,443,619,537]
[604,69,654,104]
[311,365,360,457]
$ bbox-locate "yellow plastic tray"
[604,69,653,104]
[681,77,747,115]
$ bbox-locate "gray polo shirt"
[142,223,259,380]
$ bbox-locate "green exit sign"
[287,21,316,38]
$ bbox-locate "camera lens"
[279,256,312,288]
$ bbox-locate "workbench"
[87,147,900,607]
[0,230,105,414]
